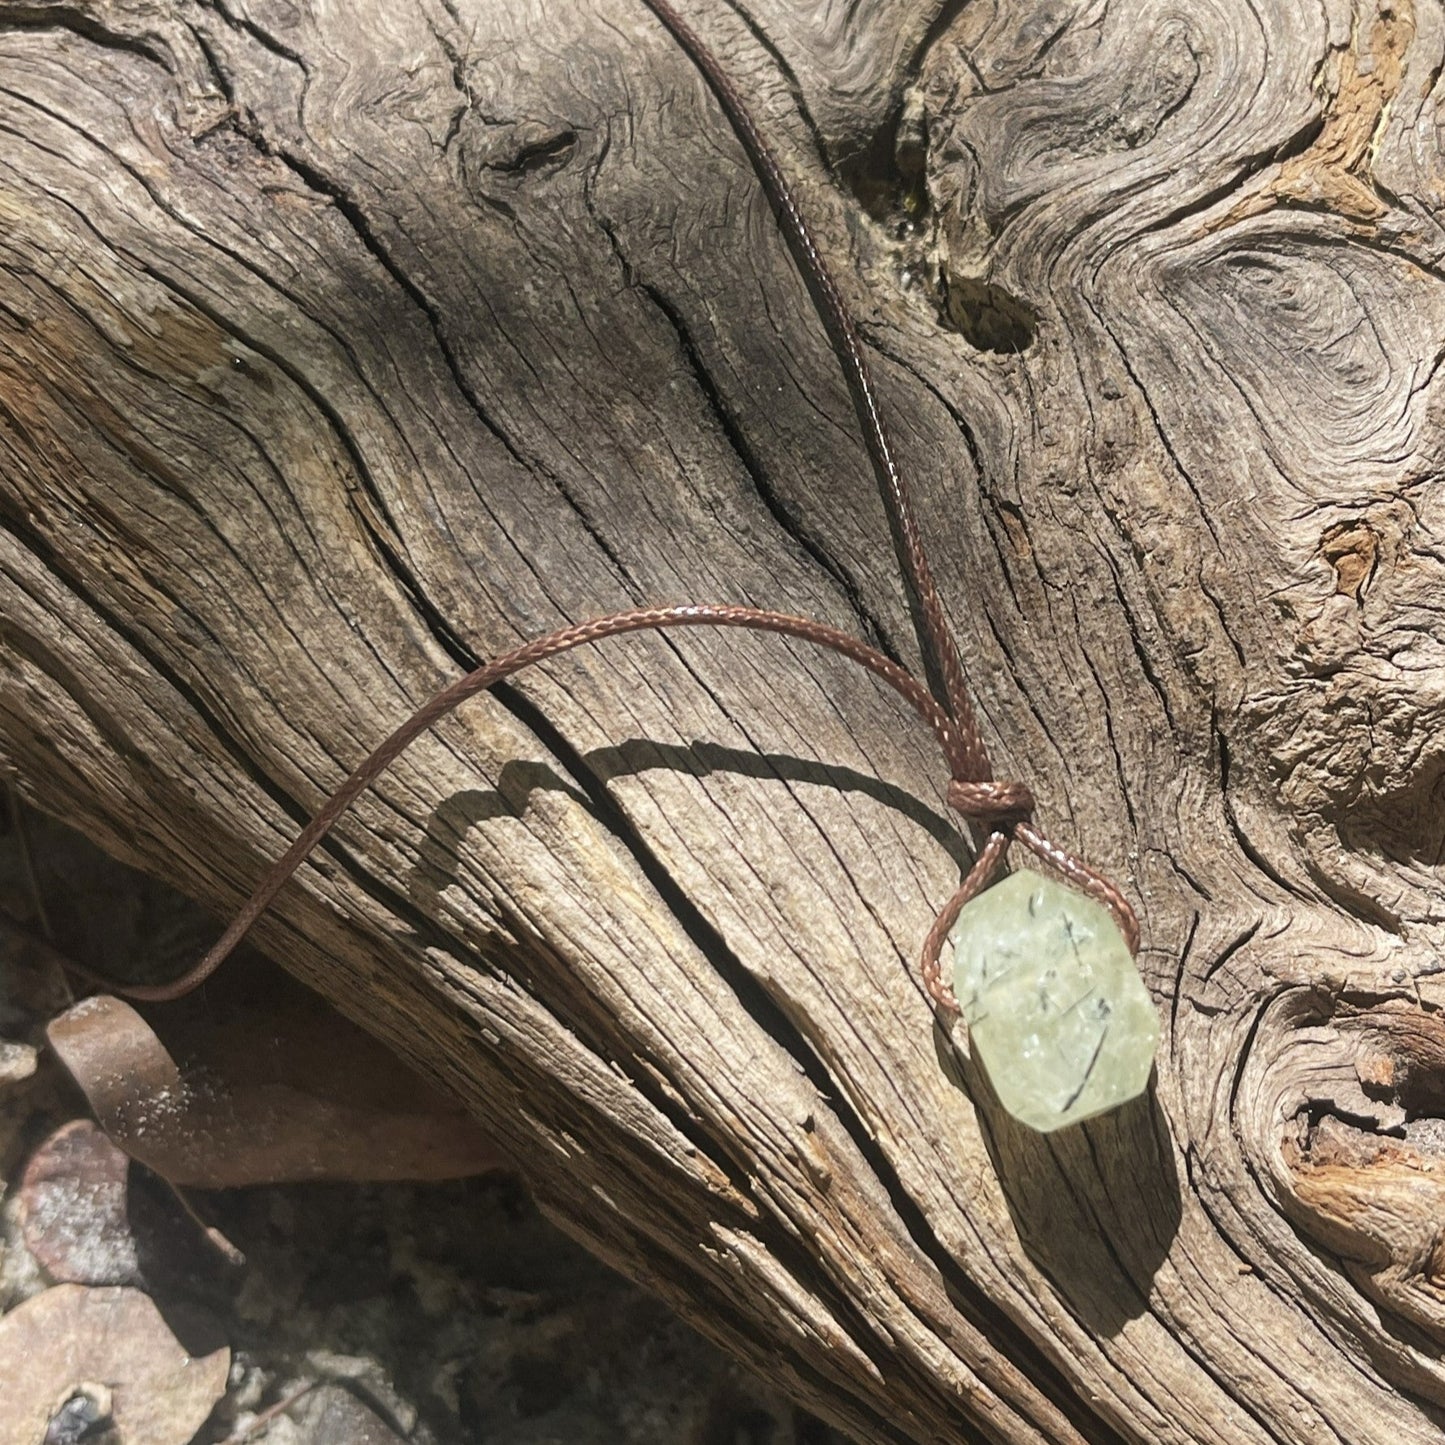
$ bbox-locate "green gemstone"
[947,869,1159,1131]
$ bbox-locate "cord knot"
[946,778,1035,827]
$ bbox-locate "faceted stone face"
[947,869,1160,1132]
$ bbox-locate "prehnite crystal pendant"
[946,869,1160,1132]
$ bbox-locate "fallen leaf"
[16,1115,241,1292]
[17,1119,139,1287]
[0,1284,229,1444]
[47,975,502,1187]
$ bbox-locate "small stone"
[947,869,1159,1131]
[0,1039,37,1087]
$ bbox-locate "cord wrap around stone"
[919,772,1142,1019]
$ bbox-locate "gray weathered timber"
[2,1,1444,1440]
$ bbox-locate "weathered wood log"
[3,0,1444,1439]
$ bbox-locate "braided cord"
[117,606,953,1002]
[638,0,985,774]
[98,3,1140,1013]
[636,1,1138,1011]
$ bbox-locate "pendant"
[947,870,1160,1131]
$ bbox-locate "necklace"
[103,0,1159,1132]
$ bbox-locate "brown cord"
[637,0,982,775]
[638,0,1139,1011]
[115,606,955,1002]
[918,832,1008,1019]
[93,1,1140,1016]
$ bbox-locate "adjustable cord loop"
[945,779,1036,828]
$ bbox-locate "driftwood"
[2,0,1444,1439]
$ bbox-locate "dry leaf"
[15,1115,240,1290]
[17,1119,140,1287]
[0,1284,229,1444]
[47,977,502,1187]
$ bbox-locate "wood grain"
[2,0,1443,1439]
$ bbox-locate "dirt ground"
[0,800,847,1445]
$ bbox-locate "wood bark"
[2,0,1444,1440]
